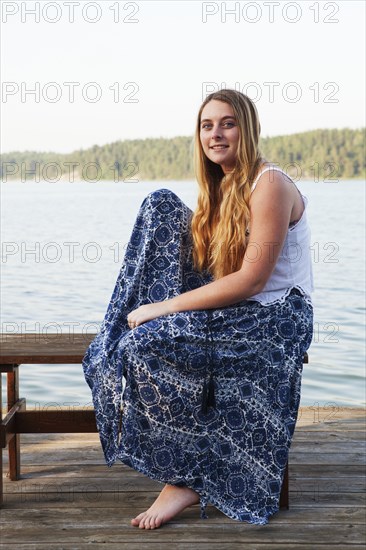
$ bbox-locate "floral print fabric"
[83,189,313,524]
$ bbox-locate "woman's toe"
[149,516,155,529]
[141,515,151,529]
[154,516,163,529]
[131,512,146,527]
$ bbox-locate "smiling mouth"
[210,145,229,150]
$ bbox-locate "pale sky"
[1,0,365,153]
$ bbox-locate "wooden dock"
[0,406,365,549]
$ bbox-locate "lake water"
[1,180,365,410]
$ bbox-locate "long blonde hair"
[191,89,264,279]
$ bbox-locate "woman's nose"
[211,125,222,139]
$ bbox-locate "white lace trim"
[246,286,313,308]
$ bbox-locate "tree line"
[1,128,364,182]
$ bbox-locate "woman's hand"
[127,301,172,329]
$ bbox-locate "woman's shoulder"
[251,163,293,194]
[250,164,306,227]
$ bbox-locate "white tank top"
[246,166,314,306]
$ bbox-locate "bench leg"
[280,461,289,509]
[7,367,21,481]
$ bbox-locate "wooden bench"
[0,333,308,509]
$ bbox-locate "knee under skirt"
[82,188,314,525]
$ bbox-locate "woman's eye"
[201,121,235,130]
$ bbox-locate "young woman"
[83,89,314,529]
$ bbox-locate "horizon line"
[2,126,364,156]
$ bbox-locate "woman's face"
[199,99,240,173]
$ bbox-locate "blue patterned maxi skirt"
[82,188,313,525]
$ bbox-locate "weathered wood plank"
[296,407,365,428]
[291,464,365,476]
[14,425,366,440]
[7,448,364,466]
[1,505,364,523]
[291,441,366,452]
[7,429,364,449]
[0,522,364,545]
[8,432,364,453]
[3,463,365,478]
[293,430,366,442]
[0,333,94,363]
[3,490,365,508]
[15,410,98,433]
[4,476,364,495]
[2,406,363,421]
[1,545,366,550]
[1,407,364,548]
[290,451,365,465]
[2,429,364,460]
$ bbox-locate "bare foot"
[131,484,200,529]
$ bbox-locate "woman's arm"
[127,172,294,326]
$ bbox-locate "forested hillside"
[1,128,364,182]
